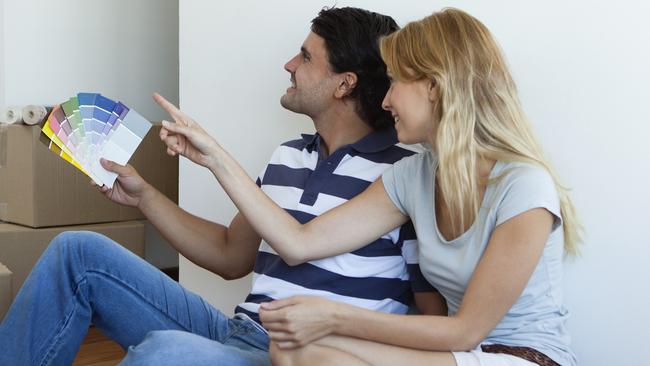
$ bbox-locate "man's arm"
[99,159,261,280]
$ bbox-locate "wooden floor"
[73,326,125,366]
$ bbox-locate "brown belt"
[481,344,560,366]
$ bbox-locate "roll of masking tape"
[22,105,53,126]
[0,106,23,124]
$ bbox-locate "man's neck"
[312,108,373,157]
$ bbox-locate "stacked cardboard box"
[0,124,178,227]
[0,124,178,320]
[0,263,11,321]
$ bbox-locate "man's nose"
[284,54,300,73]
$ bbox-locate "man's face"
[280,32,339,118]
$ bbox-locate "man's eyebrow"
[300,46,311,58]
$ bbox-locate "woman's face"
[382,74,438,145]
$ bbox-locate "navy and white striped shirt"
[235,127,434,325]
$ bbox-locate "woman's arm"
[260,291,448,349]
[155,94,408,265]
[263,208,553,351]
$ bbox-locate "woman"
[153,8,580,366]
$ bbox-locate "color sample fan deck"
[40,93,152,189]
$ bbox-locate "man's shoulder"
[355,143,418,165]
[278,134,314,151]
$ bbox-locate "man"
[0,7,439,366]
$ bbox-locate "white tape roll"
[22,105,52,126]
[0,106,23,124]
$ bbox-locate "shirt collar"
[301,127,398,155]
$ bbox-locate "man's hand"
[259,296,341,349]
[153,92,220,168]
[94,159,153,208]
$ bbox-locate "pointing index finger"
[153,92,185,124]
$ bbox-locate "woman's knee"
[270,342,298,366]
[269,342,334,366]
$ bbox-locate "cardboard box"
[0,124,178,227]
[0,221,145,299]
[0,262,11,321]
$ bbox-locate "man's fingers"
[153,93,184,123]
[100,158,130,175]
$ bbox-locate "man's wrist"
[137,183,158,212]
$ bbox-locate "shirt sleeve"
[495,164,563,232]
[381,156,412,216]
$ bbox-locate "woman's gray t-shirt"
[382,151,576,366]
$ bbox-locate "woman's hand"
[153,93,221,168]
[259,296,343,349]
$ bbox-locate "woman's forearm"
[331,302,480,351]
[205,144,309,265]
[204,143,409,265]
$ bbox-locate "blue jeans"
[0,231,270,366]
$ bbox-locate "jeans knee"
[120,330,207,366]
[120,330,268,366]
[49,231,114,259]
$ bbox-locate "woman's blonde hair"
[380,8,582,255]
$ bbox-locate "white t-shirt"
[382,150,576,366]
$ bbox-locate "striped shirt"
[235,127,434,325]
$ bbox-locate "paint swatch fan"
[40,93,152,188]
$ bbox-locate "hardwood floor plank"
[73,327,125,366]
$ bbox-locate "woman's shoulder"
[393,149,437,171]
[494,160,555,188]
[491,160,561,226]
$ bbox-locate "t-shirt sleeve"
[381,156,413,215]
[397,220,437,293]
[495,165,563,232]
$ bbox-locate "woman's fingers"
[267,331,296,342]
[161,120,191,136]
[260,297,299,311]
[259,307,289,323]
[276,341,300,349]
[153,93,186,124]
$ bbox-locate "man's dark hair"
[311,7,399,130]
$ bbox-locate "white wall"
[2,0,179,122]
[1,0,180,268]
[179,1,650,365]
[0,0,5,108]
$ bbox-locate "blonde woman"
[155,8,580,366]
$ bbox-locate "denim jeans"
[0,231,270,366]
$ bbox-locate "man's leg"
[120,327,270,366]
[0,231,238,366]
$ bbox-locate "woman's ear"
[335,72,358,98]
[427,79,438,102]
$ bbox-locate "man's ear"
[334,72,358,98]
[427,79,438,102]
